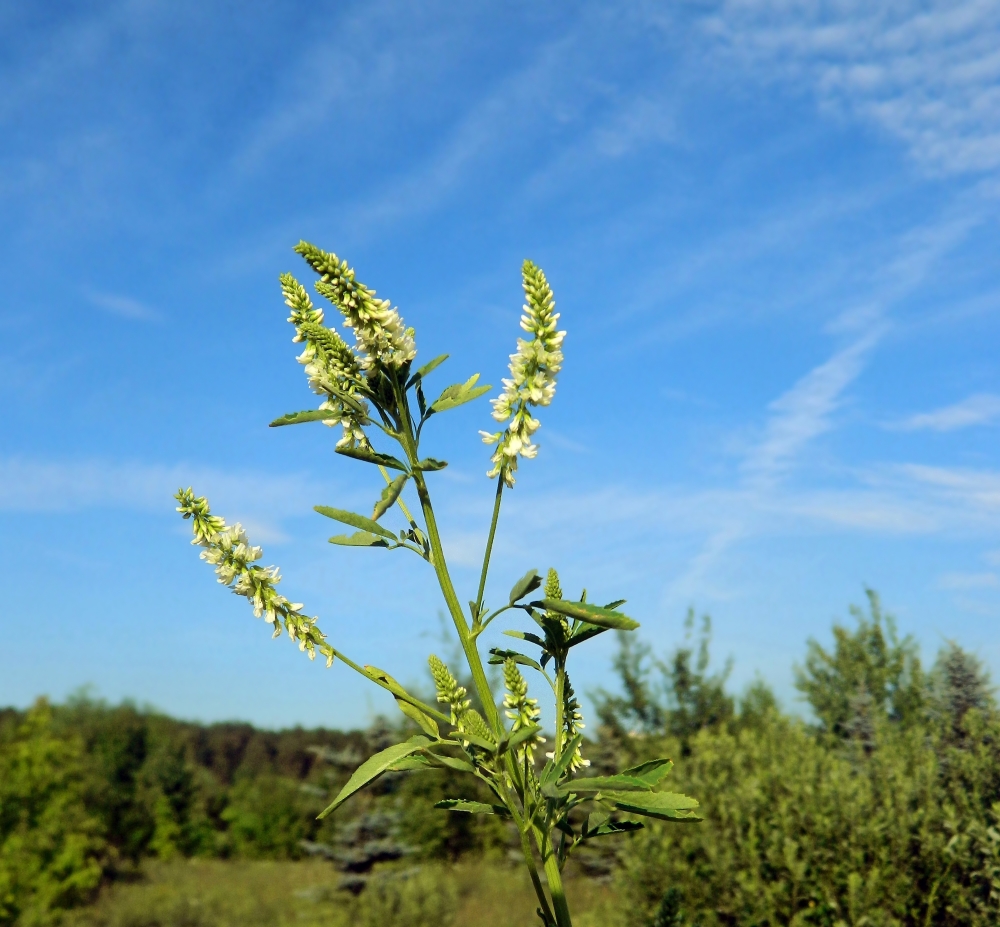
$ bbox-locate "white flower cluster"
[503,659,544,754]
[175,488,333,666]
[481,261,565,487]
[281,273,368,449]
[295,241,416,372]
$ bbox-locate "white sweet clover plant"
[175,242,700,927]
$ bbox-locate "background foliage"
[2,591,998,926]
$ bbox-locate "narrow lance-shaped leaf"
[414,458,448,472]
[407,353,449,388]
[601,790,701,822]
[498,724,542,755]
[394,696,440,739]
[583,819,644,839]
[372,474,408,520]
[540,598,640,631]
[541,734,583,787]
[269,409,343,427]
[435,799,510,816]
[315,506,397,540]
[335,445,408,472]
[318,736,432,818]
[488,648,542,673]
[329,531,388,547]
[554,775,652,795]
[622,758,674,786]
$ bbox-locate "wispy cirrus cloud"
[84,288,161,322]
[705,0,1000,176]
[894,392,1000,431]
[0,456,340,543]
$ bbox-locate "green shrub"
[0,701,106,925]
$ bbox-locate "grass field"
[65,859,624,927]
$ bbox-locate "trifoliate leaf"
[435,799,510,816]
[601,790,701,822]
[335,445,408,471]
[315,507,397,540]
[540,598,640,631]
[428,374,492,414]
[509,568,542,605]
[318,736,432,818]
[372,475,408,520]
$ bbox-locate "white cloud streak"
[895,393,1000,431]
[84,288,160,322]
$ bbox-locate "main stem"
[393,386,500,734]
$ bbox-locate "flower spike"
[482,260,565,486]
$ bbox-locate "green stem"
[499,783,555,926]
[474,477,504,618]
[542,833,573,927]
[391,380,502,735]
[553,660,566,759]
[413,471,501,733]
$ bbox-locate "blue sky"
[2,1,1000,730]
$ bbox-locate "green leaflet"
[315,506,397,540]
[540,734,583,788]
[428,374,492,414]
[424,752,476,774]
[540,598,640,631]
[373,475,408,520]
[509,568,542,605]
[554,775,652,794]
[503,629,547,650]
[488,648,543,672]
[499,724,542,755]
[318,736,432,818]
[394,696,440,739]
[407,353,449,387]
[435,799,510,816]
[335,445,408,471]
[387,755,434,772]
[269,409,342,427]
[622,758,674,786]
[449,730,495,752]
[583,819,644,839]
[414,458,448,471]
[329,531,388,547]
[602,790,701,822]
